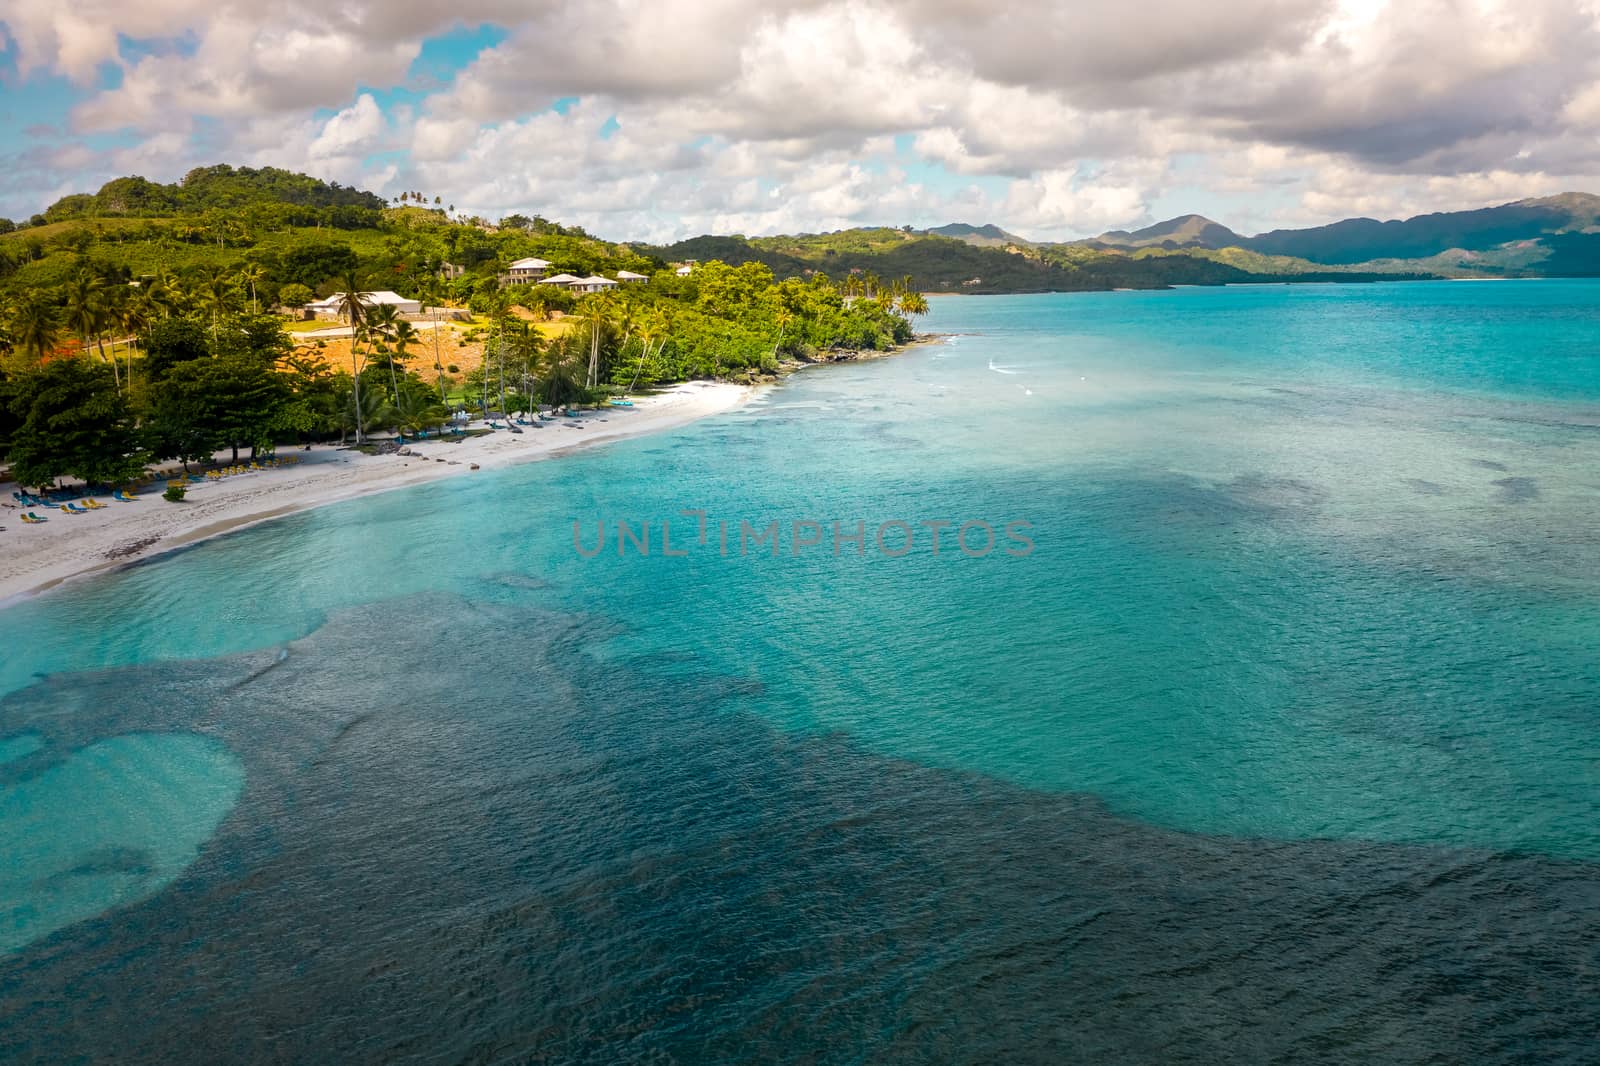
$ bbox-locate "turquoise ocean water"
[2,281,1598,1061]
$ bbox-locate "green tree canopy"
[0,360,19,455]
[213,313,294,365]
[278,241,360,290]
[140,317,210,381]
[5,358,145,487]
[278,282,314,307]
[150,354,291,463]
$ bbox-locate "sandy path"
[0,381,751,605]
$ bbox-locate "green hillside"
[0,168,660,309]
[1059,193,1600,276]
[646,229,1429,293]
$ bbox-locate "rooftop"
[307,290,418,307]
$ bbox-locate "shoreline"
[0,380,754,608]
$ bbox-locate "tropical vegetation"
[0,165,920,490]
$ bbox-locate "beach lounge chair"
[80,499,106,510]
[21,512,47,523]
[113,490,140,502]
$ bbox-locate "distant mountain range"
[649,193,1600,293]
[923,194,1600,277]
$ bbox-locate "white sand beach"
[0,381,751,605]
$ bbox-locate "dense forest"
[0,167,919,490]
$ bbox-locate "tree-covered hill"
[1095,214,1245,249]
[1066,193,1600,275]
[646,229,1431,292]
[0,178,660,310]
[919,223,1033,247]
[1238,194,1600,264]
[35,166,388,225]
[648,231,1084,292]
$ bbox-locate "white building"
[499,257,551,285]
[616,270,649,284]
[538,273,583,288]
[674,264,693,277]
[570,275,620,294]
[306,291,422,320]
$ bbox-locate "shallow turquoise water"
[2,280,1598,1061]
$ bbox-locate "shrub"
[163,483,187,502]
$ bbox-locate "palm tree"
[627,307,668,391]
[12,296,62,363]
[769,308,794,368]
[87,281,123,387]
[119,299,150,393]
[897,288,930,318]
[429,308,449,404]
[334,272,370,443]
[390,319,420,403]
[475,291,509,415]
[238,264,266,314]
[145,272,181,319]
[580,292,619,390]
[374,307,418,407]
[539,334,585,408]
[199,268,234,346]
[63,272,117,388]
[365,302,402,403]
[393,391,447,439]
[347,381,394,443]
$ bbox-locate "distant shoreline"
[920,275,1578,296]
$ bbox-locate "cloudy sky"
[3,0,1600,241]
